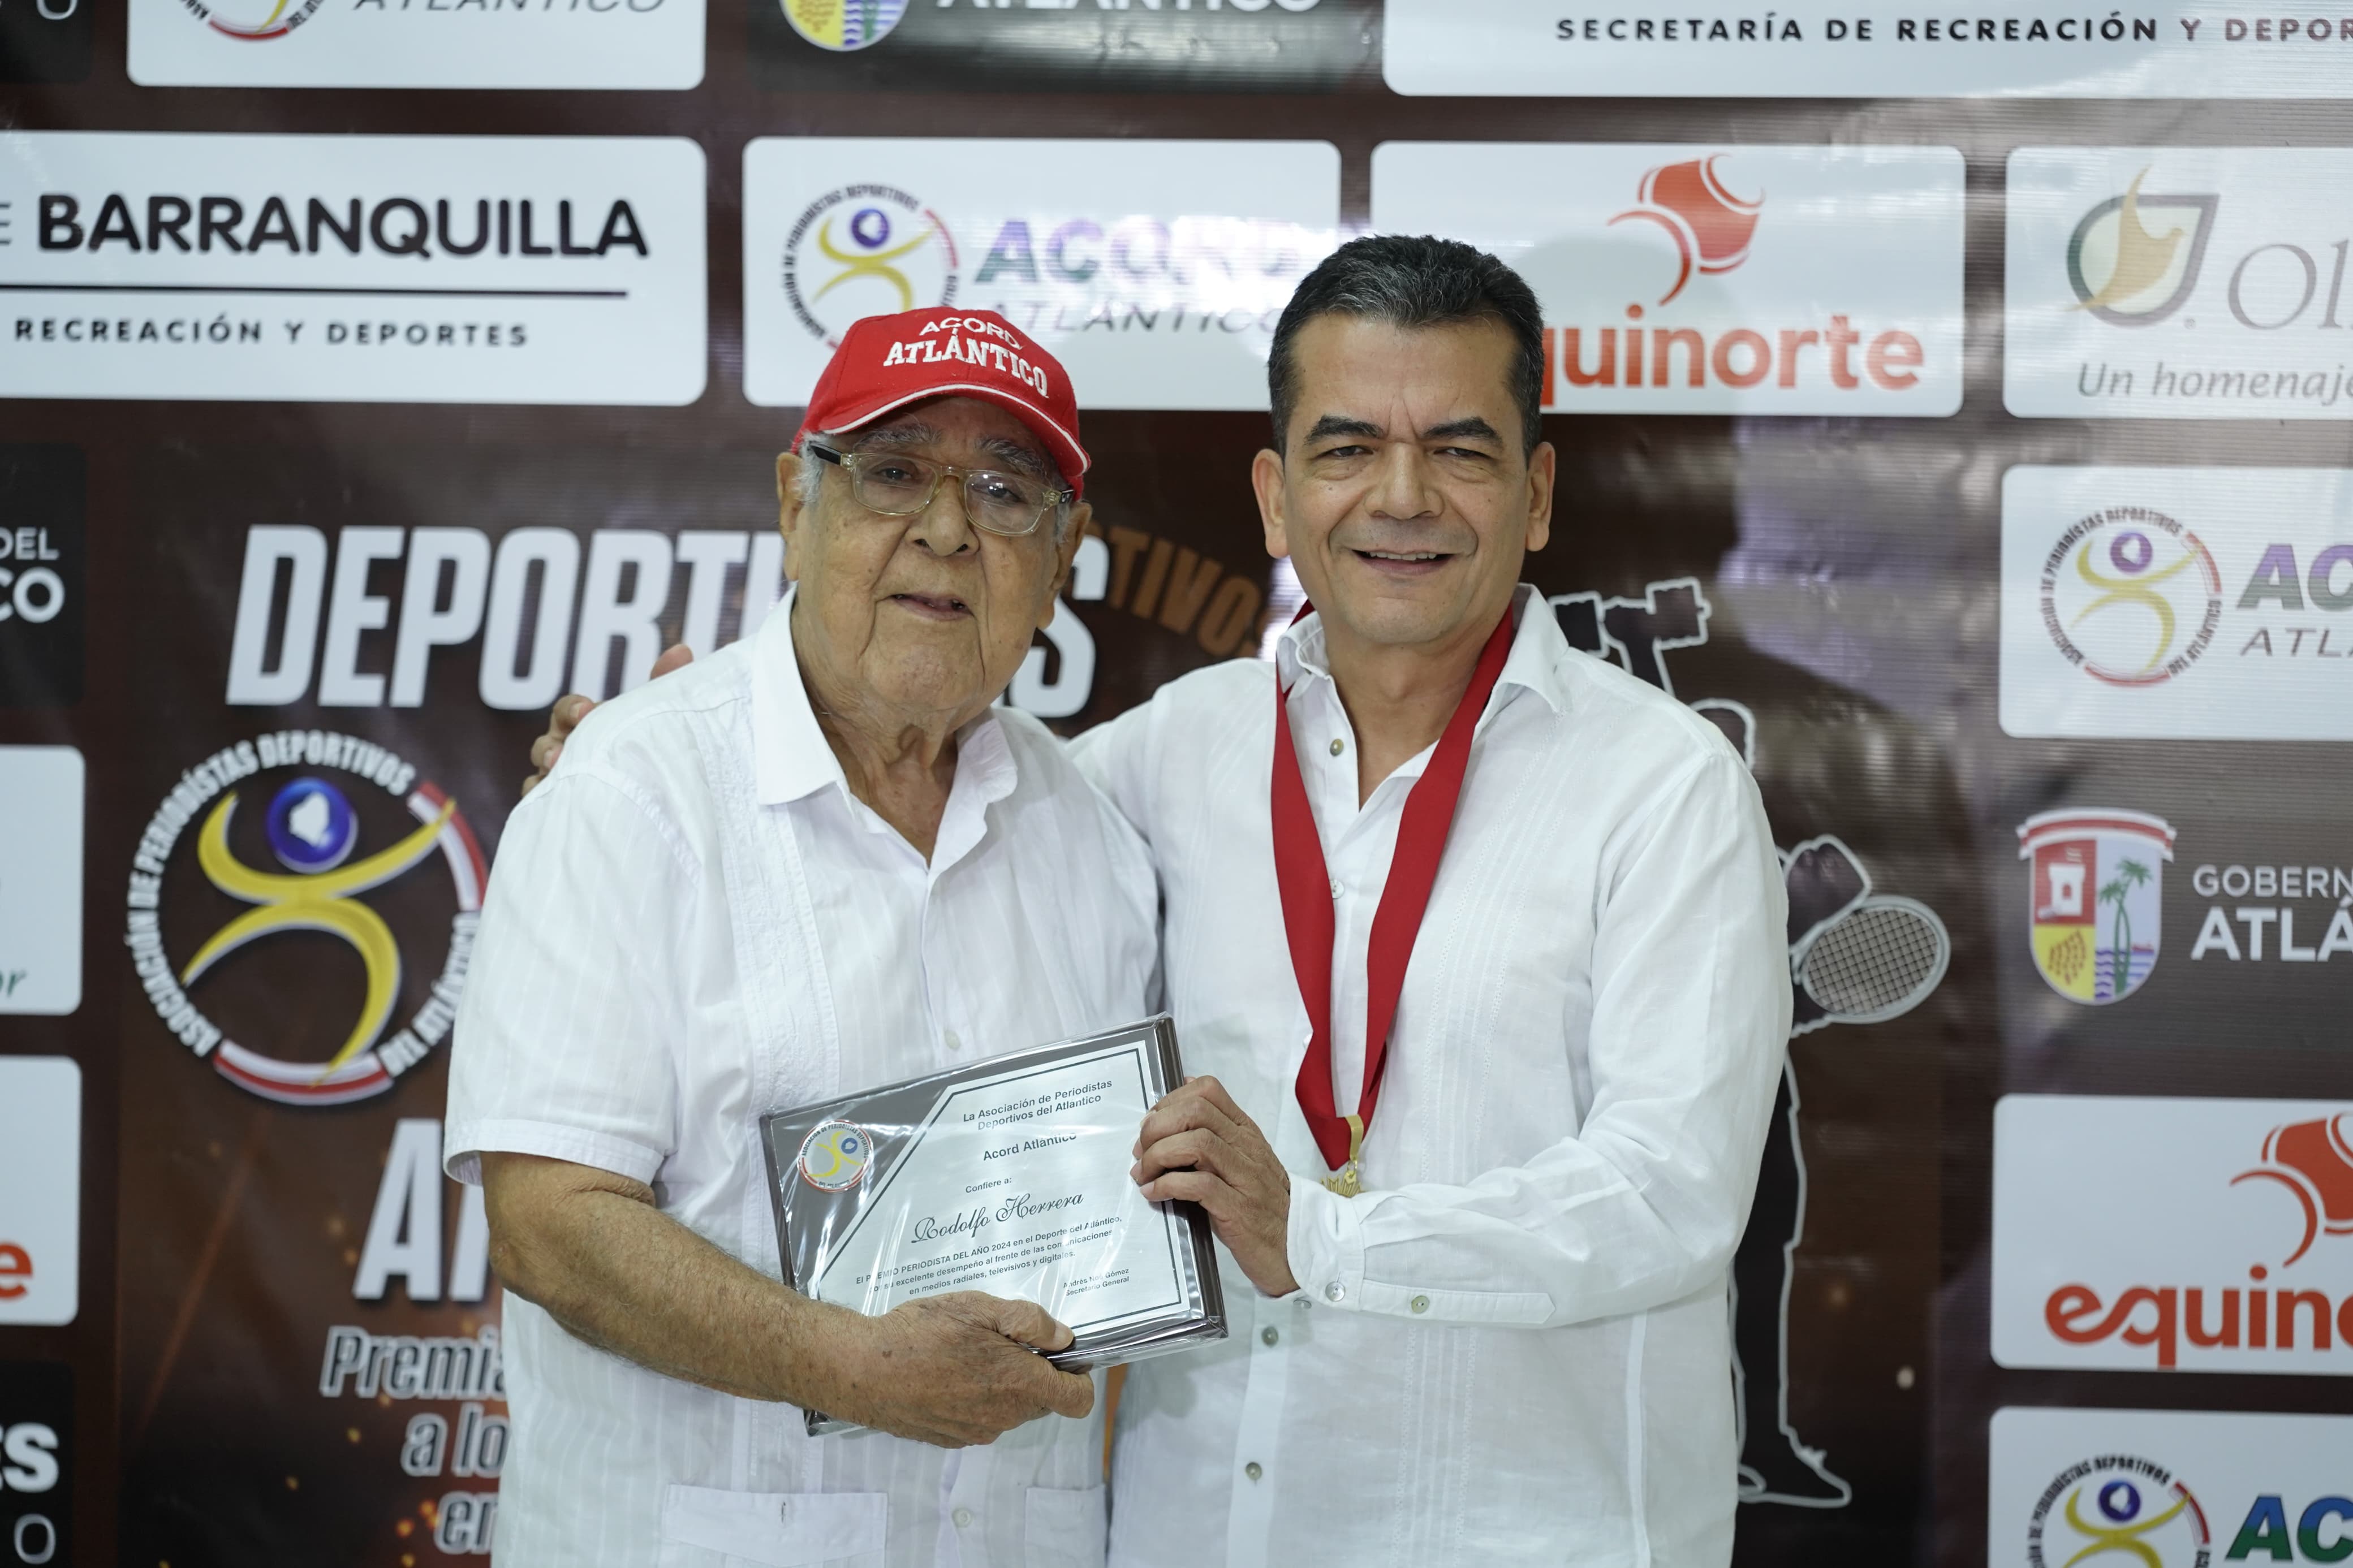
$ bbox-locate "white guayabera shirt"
[1070,585,1791,1568]
[445,590,1158,1568]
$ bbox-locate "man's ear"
[1251,448,1289,560]
[775,451,809,581]
[1524,440,1557,555]
[1040,502,1093,628]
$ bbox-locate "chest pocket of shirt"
[1024,1484,1107,1568]
[658,1485,886,1567]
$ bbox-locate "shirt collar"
[751,584,1022,824]
[752,585,841,806]
[1274,582,1574,725]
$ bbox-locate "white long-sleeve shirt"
[1070,584,1791,1568]
[443,593,1158,1568]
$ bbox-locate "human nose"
[906,473,980,556]
[1366,442,1438,521]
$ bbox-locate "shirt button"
[1261,1326,1279,1346]
[942,1030,962,1052]
[953,1507,975,1528]
[1411,1295,1430,1315]
[1329,737,1345,756]
[1329,878,1343,899]
[1244,1462,1264,1481]
[1324,1281,1345,1303]
[1296,1295,1313,1310]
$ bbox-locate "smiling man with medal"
[522,239,1791,1567]
[1081,236,1791,1567]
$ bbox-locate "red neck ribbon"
[1270,604,1517,1176]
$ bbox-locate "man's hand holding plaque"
[762,1017,1226,1433]
[1132,1075,1299,1298]
[800,1293,1096,1448]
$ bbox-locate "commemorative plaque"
[760,1016,1226,1435]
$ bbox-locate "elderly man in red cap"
[443,308,1154,1567]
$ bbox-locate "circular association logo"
[2028,1457,2209,1568]
[796,1119,874,1191]
[126,733,484,1107]
[179,0,328,41]
[781,185,958,349]
[266,776,359,874]
[780,0,909,51]
[2039,506,2224,687]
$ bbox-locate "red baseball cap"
[792,307,1090,499]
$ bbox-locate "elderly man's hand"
[522,643,696,798]
[814,1293,1095,1448]
[1134,1076,1298,1298]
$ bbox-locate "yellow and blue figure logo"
[176,0,330,42]
[798,1119,874,1192]
[2029,1461,2210,1568]
[2037,507,2223,689]
[128,736,485,1107]
[781,0,910,51]
[782,185,958,347]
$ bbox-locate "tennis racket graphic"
[1783,837,1950,1035]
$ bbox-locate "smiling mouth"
[889,591,971,618]
[1354,548,1452,566]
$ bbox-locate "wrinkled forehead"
[846,396,1059,482]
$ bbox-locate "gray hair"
[1268,234,1546,458]
[798,427,1076,545]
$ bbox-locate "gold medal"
[1320,1114,1365,1198]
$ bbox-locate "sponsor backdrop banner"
[742,138,1342,411]
[0,5,2346,1567]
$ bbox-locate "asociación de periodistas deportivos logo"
[781,184,958,349]
[2028,1455,2211,1568]
[173,0,327,41]
[2039,505,2224,688]
[125,729,484,1107]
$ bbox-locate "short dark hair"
[1268,235,1546,457]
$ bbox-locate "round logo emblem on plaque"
[797,1119,874,1191]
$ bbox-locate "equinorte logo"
[126,731,483,1105]
[1371,142,1964,416]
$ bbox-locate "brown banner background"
[2,4,2351,1563]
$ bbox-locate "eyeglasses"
[805,443,1070,538]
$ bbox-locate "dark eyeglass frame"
[804,442,1071,539]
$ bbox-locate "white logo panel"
[0,133,707,406]
[1371,144,1962,416]
[742,138,1340,411]
[1386,0,2353,98]
[1990,1407,2353,1568]
[2009,148,2353,419]
[0,1057,80,1326]
[0,746,81,1017]
[127,0,703,89]
[1994,1096,2353,1374]
[2001,466,2353,740]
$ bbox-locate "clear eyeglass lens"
[854,456,934,510]
[848,453,1049,535]
[966,472,1046,531]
